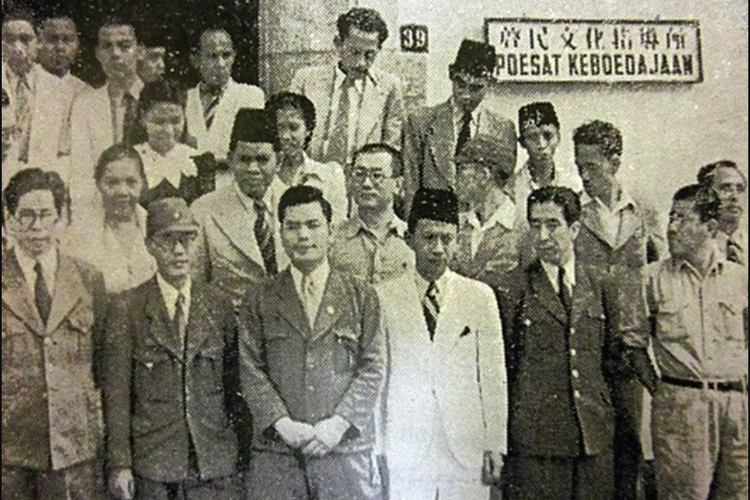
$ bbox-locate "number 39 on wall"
[400,24,429,53]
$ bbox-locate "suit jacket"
[290,65,405,163]
[191,180,290,302]
[185,79,265,161]
[401,100,517,216]
[375,270,507,471]
[497,260,637,458]
[2,250,106,470]
[104,278,239,482]
[451,216,521,287]
[238,268,385,455]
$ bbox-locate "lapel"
[143,277,183,361]
[427,101,457,186]
[184,283,215,359]
[210,187,264,265]
[45,254,86,334]
[310,271,346,342]
[570,263,598,324]
[580,202,616,249]
[1,250,45,335]
[433,272,466,355]
[528,260,567,326]
[382,273,433,370]
[93,86,114,149]
[358,71,386,144]
[186,85,208,141]
[615,204,643,249]
[271,269,312,338]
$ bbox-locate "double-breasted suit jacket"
[2,250,106,471]
[104,278,239,483]
[401,101,516,216]
[375,270,507,473]
[238,269,386,455]
[497,260,623,458]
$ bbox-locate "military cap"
[146,197,199,238]
[455,133,518,182]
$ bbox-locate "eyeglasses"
[14,209,59,229]
[152,232,199,250]
[351,169,390,184]
[451,75,489,93]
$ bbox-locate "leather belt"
[662,375,746,393]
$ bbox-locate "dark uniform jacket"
[497,260,647,457]
[104,277,239,482]
[238,269,385,455]
[2,250,106,471]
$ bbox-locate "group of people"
[1,5,747,500]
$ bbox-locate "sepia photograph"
[1,0,747,499]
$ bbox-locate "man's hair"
[527,186,582,226]
[337,8,389,47]
[266,92,317,150]
[573,120,623,158]
[196,27,233,51]
[673,184,722,223]
[278,185,332,225]
[97,15,136,41]
[697,160,748,188]
[39,13,76,28]
[2,88,10,108]
[2,7,37,29]
[351,143,402,176]
[3,168,69,217]
[94,144,147,186]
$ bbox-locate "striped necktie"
[423,281,441,341]
[455,110,472,156]
[254,202,278,275]
[203,87,222,130]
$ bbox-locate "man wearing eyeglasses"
[401,38,517,217]
[2,168,107,499]
[104,197,242,500]
[330,143,414,284]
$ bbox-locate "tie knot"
[254,201,267,213]
[34,261,44,274]
[176,292,186,307]
[427,281,439,299]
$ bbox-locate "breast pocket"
[578,306,607,351]
[334,328,360,374]
[134,351,177,403]
[65,306,95,354]
[655,301,689,341]
[195,347,224,396]
[264,325,293,371]
[717,300,744,343]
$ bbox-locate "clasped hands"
[274,415,350,457]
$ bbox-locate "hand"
[302,415,351,457]
[482,451,504,486]
[109,468,135,500]
[274,417,315,449]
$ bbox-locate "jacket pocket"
[134,352,177,402]
[655,301,689,341]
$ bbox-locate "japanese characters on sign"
[484,19,703,83]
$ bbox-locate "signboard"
[401,24,429,53]
[484,18,703,83]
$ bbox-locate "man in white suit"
[2,11,79,170]
[69,16,143,210]
[185,27,265,188]
[290,7,405,166]
[376,188,507,500]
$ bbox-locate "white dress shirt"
[585,189,638,248]
[541,256,577,295]
[291,259,331,328]
[108,78,144,144]
[156,273,191,322]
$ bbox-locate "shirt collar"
[466,189,516,232]
[233,176,284,214]
[672,242,727,277]
[15,246,58,286]
[414,269,451,299]
[291,259,331,296]
[335,64,369,93]
[450,97,479,124]
[582,187,636,214]
[541,255,577,289]
[342,213,407,240]
[156,273,191,310]
[107,77,144,100]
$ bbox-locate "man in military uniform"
[2,168,107,499]
[104,198,241,500]
[239,185,386,500]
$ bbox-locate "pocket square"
[459,326,472,338]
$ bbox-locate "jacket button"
[574,390,582,399]
[307,385,315,392]
[572,370,580,378]
[570,349,577,357]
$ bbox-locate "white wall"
[378,0,748,215]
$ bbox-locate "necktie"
[558,266,572,320]
[325,77,354,164]
[302,274,317,329]
[455,111,472,156]
[203,87,222,130]
[727,238,743,264]
[423,281,441,341]
[254,202,278,275]
[175,292,188,350]
[15,76,32,162]
[34,261,52,325]
[122,92,137,145]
